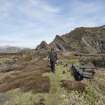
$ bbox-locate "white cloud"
[29,0,60,13]
[17,0,60,23]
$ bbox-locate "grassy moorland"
[0,55,105,105]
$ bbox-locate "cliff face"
[51,35,71,51]
[52,25,105,53]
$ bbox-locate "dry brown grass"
[60,80,86,92]
[0,56,50,93]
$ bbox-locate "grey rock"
[0,93,9,103]
[0,64,18,72]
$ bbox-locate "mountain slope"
[52,25,105,53]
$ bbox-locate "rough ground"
[0,57,50,93]
[0,54,105,105]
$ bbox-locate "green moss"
[63,59,79,64]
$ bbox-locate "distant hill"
[51,25,105,53]
[0,46,22,53]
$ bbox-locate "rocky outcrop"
[51,26,105,53]
[34,41,50,58]
[51,35,71,51]
[34,25,105,54]
[36,41,49,50]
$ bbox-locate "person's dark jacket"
[48,51,57,63]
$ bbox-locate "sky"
[0,0,105,48]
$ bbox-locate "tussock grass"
[5,89,48,105]
[1,58,105,105]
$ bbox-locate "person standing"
[48,48,58,73]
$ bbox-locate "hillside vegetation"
[0,53,105,105]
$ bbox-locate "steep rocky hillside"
[52,25,105,53]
